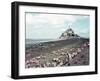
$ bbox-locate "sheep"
[36,56,41,60]
[52,51,57,54]
[41,55,46,59]
[77,48,81,53]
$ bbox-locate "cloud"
[26,13,89,39]
[26,13,88,28]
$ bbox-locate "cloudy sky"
[26,12,90,39]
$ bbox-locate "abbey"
[59,27,79,39]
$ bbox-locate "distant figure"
[66,52,70,66]
[62,52,70,66]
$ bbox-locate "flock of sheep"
[25,42,89,68]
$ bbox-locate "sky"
[26,12,90,39]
